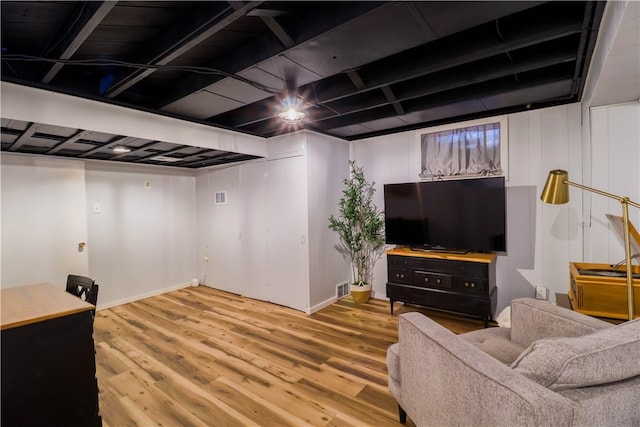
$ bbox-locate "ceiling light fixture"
[112,145,131,153]
[278,97,305,125]
[149,155,181,162]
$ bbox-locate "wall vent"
[337,282,350,299]
[215,191,227,205]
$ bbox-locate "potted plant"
[329,161,385,303]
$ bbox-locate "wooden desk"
[1,283,101,426]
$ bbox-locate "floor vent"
[337,282,350,299]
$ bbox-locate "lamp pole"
[564,184,638,320]
[622,198,634,319]
[541,170,639,320]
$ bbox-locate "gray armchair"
[387,298,640,427]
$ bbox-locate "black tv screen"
[384,177,506,252]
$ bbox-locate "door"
[266,155,309,311]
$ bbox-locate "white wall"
[351,103,584,313]
[588,102,640,263]
[306,132,351,308]
[84,161,198,308]
[195,166,243,294]
[194,131,350,312]
[1,154,89,289]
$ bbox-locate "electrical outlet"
[536,285,548,300]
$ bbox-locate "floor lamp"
[541,169,640,320]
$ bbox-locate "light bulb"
[278,106,305,124]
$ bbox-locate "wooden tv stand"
[386,248,497,326]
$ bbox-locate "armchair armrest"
[398,312,573,427]
[509,298,611,348]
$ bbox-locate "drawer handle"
[424,277,429,282]
[464,282,469,288]
[471,283,476,288]
[436,279,441,284]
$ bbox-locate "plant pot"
[350,284,372,304]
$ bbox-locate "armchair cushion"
[461,327,525,364]
[510,298,611,348]
[512,318,640,390]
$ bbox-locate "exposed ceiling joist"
[45,129,92,154]
[229,2,295,49]
[105,1,264,98]
[316,19,583,105]
[8,123,40,152]
[404,2,438,39]
[110,141,164,160]
[156,2,389,108]
[381,86,405,115]
[346,70,366,90]
[78,135,133,158]
[1,1,610,163]
[214,42,578,129]
[42,1,116,84]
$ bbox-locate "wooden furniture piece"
[569,262,640,320]
[386,247,497,326]
[1,283,101,426]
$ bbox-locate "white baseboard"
[308,295,338,314]
[96,282,191,311]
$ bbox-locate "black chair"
[65,275,99,315]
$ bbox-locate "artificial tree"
[329,161,385,302]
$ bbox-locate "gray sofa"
[387,298,640,427]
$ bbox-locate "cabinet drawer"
[414,271,453,289]
[455,278,486,294]
[388,255,412,268]
[389,267,412,284]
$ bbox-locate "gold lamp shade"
[541,169,569,204]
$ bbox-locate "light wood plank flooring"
[94,286,487,427]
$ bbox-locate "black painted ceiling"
[1,1,604,168]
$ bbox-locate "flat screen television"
[383,177,506,253]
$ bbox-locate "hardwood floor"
[94,286,488,427]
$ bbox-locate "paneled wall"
[588,102,640,263]
[351,103,584,313]
[3,104,636,315]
